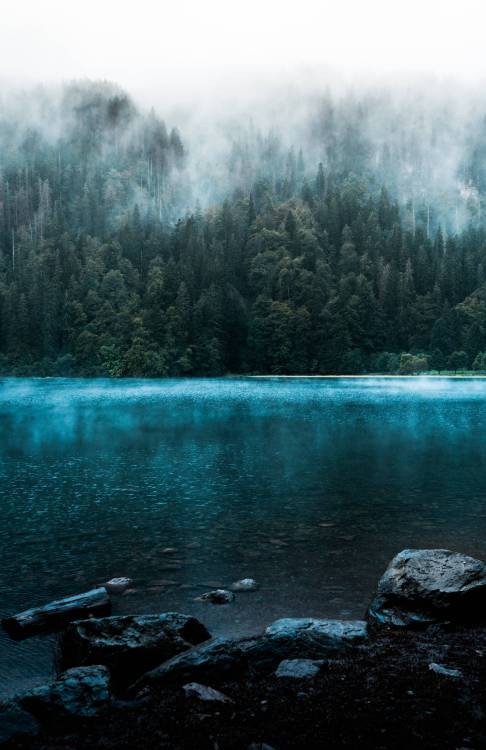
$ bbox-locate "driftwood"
[2,588,111,640]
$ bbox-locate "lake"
[1,376,486,698]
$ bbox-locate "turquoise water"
[1,376,486,697]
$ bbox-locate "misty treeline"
[2,80,486,375]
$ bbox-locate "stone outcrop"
[58,612,211,686]
[131,618,367,692]
[368,549,486,628]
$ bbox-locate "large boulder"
[58,612,211,686]
[20,666,111,722]
[131,618,366,692]
[368,549,486,628]
[131,636,252,691]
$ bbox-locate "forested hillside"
[2,81,486,375]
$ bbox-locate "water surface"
[1,376,486,698]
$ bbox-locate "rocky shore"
[2,549,486,749]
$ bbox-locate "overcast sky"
[1,0,485,104]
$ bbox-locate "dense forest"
[2,81,486,375]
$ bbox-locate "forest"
[2,80,486,376]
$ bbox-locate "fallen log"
[2,588,111,640]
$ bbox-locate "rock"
[59,612,211,686]
[0,703,39,743]
[103,577,132,594]
[20,666,111,720]
[248,744,278,750]
[131,637,256,692]
[368,549,486,628]
[275,658,323,678]
[265,618,367,653]
[429,662,463,679]
[2,588,111,640]
[182,682,233,704]
[132,619,366,692]
[196,589,235,604]
[230,578,259,592]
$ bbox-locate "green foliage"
[399,353,430,374]
[3,82,486,376]
[447,350,469,372]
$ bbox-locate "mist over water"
[1,377,486,698]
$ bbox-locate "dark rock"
[182,682,233,704]
[196,589,235,604]
[230,578,259,592]
[20,666,111,721]
[103,577,132,594]
[59,612,211,686]
[132,618,366,692]
[0,702,39,744]
[2,588,111,640]
[368,549,486,628]
[131,637,250,691]
[429,662,463,678]
[275,658,323,678]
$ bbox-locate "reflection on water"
[1,376,486,697]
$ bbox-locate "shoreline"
[3,549,486,749]
[2,372,486,381]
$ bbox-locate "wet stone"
[196,589,235,604]
[103,577,132,594]
[368,549,486,628]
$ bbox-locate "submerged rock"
[0,702,39,744]
[196,589,235,604]
[103,577,132,594]
[182,682,234,704]
[59,612,211,686]
[20,666,111,720]
[2,588,111,640]
[275,659,323,679]
[230,578,259,592]
[429,662,463,679]
[368,549,486,628]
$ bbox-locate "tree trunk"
[2,588,111,640]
